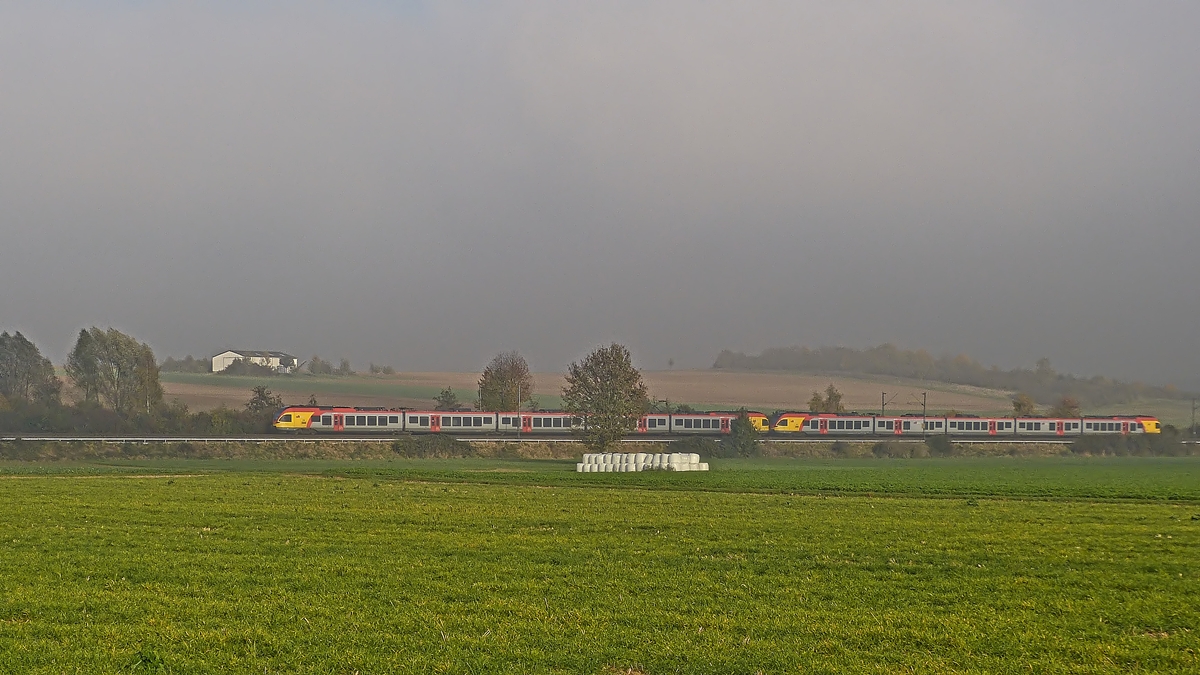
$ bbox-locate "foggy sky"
[1,1,1198,387]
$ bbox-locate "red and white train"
[273,406,1159,436]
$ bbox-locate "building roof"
[214,350,295,359]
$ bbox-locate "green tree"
[308,356,334,376]
[725,409,760,458]
[434,387,460,411]
[66,329,101,402]
[337,358,353,376]
[562,343,649,451]
[808,384,845,413]
[478,351,535,412]
[1049,395,1081,418]
[1012,392,1036,416]
[0,331,61,405]
[246,385,284,415]
[70,327,162,415]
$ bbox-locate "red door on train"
[431,415,441,432]
[334,414,344,432]
[819,418,828,435]
[521,415,532,433]
[988,420,996,435]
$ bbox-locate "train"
[272,406,1159,437]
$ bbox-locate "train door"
[1057,420,1066,436]
[521,415,532,433]
[893,419,902,436]
[988,419,996,435]
[1121,421,1129,435]
[333,414,344,432]
[430,415,441,433]
[819,418,828,435]
[721,417,730,433]
[637,416,648,433]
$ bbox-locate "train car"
[670,412,737,434]
[945,417,1013,436]
[1080,416,1158,435]
[276,406,409,432]
[639,414,671,434]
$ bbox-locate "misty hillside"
[713,344,1192,407]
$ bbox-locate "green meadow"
[1,458,1197,673]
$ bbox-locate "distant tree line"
[714,344,1192,407]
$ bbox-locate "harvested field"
[160,369,1015,414]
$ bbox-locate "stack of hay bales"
[576,452,708,472]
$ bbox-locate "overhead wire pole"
[922,392,928,440]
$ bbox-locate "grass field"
[1,458,1198,672]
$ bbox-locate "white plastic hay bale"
[688,453,701,464]
[576,463,585,472]
[699,463,709,471]
[635,452,648,463]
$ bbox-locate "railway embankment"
[3,437,1181,462]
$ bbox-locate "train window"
[279,414,292,422]
[345,416,355,426]
[1048,422,1056,431]
[551,418,560,427]
[810,420,818,429]
[409,416,418,424]
[419,416,428,426]
[975,422,982,431]
[649,418,657,428]
[354,416,364,426]
[532,418,541,427]
[323,415,332,425]
[704,419,713,429]
[937,422,943,428]
[903,421,911,430]
[367,416,377,426]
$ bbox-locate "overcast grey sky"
[1,1,1197,385]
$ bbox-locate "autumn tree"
[808,384,846,413]
[1012,392,1036,416]
[1049,395,1081,418]
[478,351,535,412]
[562,343,650,450]
[0,331,61,405]
[434,387,461,411]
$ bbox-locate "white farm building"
[211,350,297,373]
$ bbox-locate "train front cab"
[748,413,770,432]
[274,407,317,432]
[772,413,808,433]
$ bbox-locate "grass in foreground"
[0,461,1198,673]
